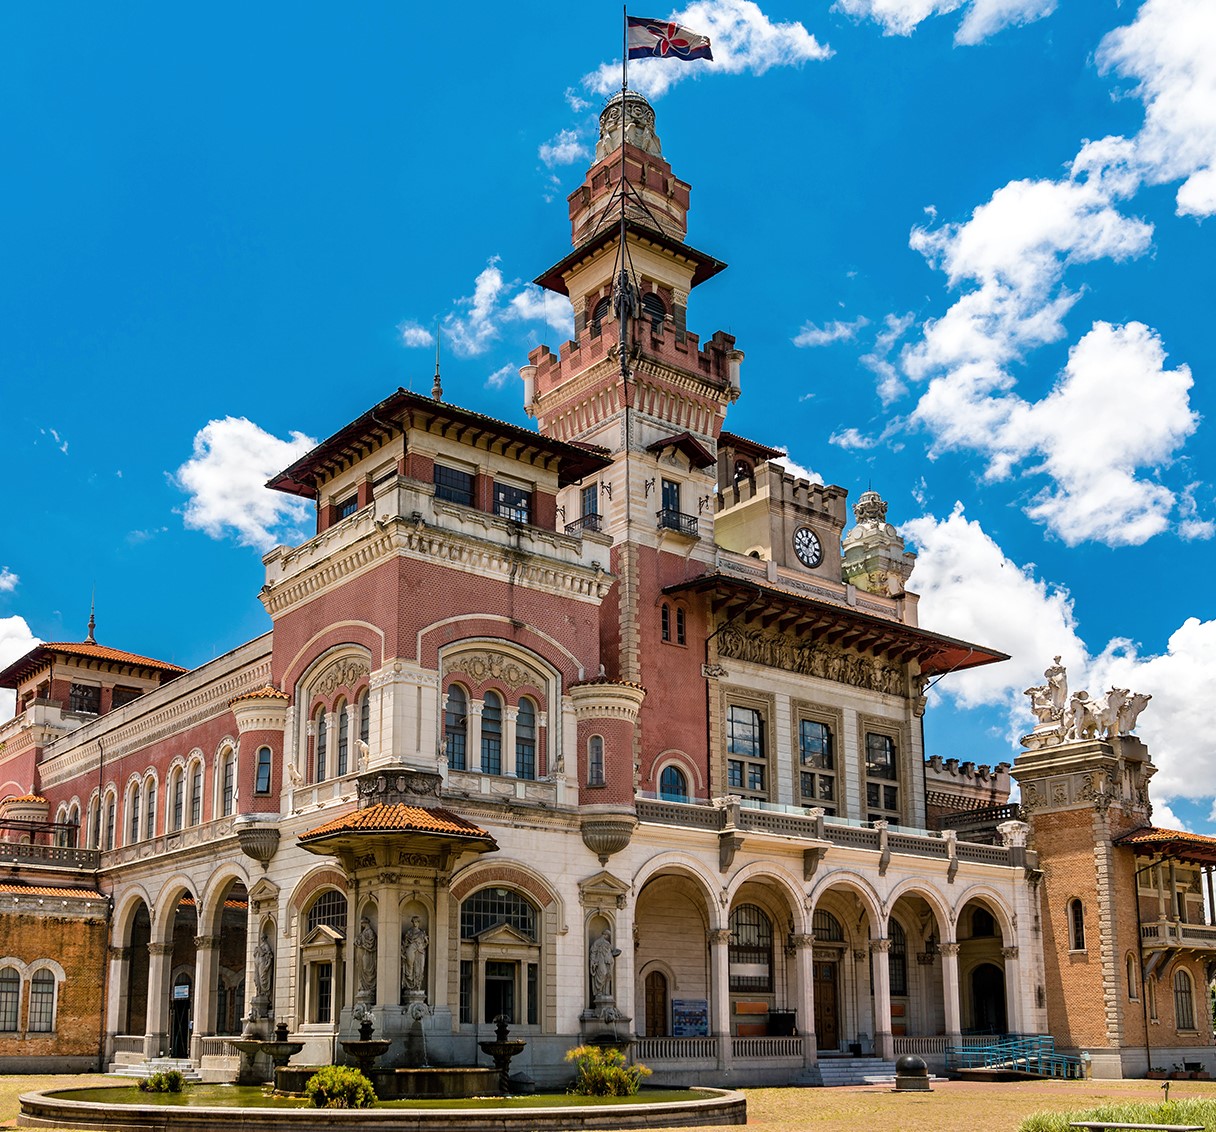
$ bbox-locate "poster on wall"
[672,998,709,1037]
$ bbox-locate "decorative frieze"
[312,658,370,699]
[716,624,905,696]
[447,651,545,692]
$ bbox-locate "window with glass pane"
[28,969,55,1032]
[129,787,140,843]
[359,693,369,745]
[459,960,473,1023]
[1173,968,1195,1030]
[675,607,686,645]
[481,692,502,774]
[799,719,836,811]
[888,919,908,996]
[864,731,899,821]
[0,968,18,1031]
[190,764,202,825]
[726,705,767,799]
[172,774,184,831]
[581,484,598,518]
[659,765,688,801]
[661,604,671,642]
[255,747,273,794]
[494,482,531,523]
[316,712,328,781]
[315,962,333,1023]
[527,963,539,1025]
[145,785,155,839]
[69,683,101,713]
[307,890,349,935]
[1069,899,1085,950]
[104,797,116,849]
[587,735,605,786]
[434,464,475,507]
[865,733,897,779]
[484,961,516,1023]
[445,686,467,770]
[516,698,536,780]
[460,889,537,940]
[222,756,235,815]
[337,701,349,776]
[728,904,773,991]
[335,496,358,520]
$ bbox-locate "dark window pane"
[494,482,531,524]
[434,465,475,507]
[461,889,536,940]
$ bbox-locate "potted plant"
[1146,1067,1167,1080]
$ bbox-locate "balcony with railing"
[656,508,699,538]
[1141,919,1216,951]
[564,513,603,536]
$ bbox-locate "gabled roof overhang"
[664,572,1008,676]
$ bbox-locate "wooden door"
[644,970,669,1036]
[813,960,838,1051]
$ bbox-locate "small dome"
[596,91,663,160]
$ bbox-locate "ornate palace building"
[0,93,1210,1084]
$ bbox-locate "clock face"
[793,526,823,568]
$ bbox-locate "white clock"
[793,526,823,568]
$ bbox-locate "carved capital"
[790,932,814,950]
[108,946,131,962]
[194,935,221,950]
[148,942,174,957]
[870,938,891,954]
[1001,946,1020,960]
[938,942,960,958]
[707,928,732,946]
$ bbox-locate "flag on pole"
[626,16,713,61]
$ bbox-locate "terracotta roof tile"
[38,642,185,671]
[299,803,493,843]
[1115,825,1216,864]
[0,882,105,900]
[0,640,186,688]
[1,794,47,805]
[230,685,290,705]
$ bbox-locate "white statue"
[1027,655,1152,748]
[1117,691,1152,735]
[1044,656,1068,716]
[355,739,370,771]
[589,928,620,999]
[401,916,428,993]
[355,917,377,1001]
[253,934,274,1000]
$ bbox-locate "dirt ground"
[1,1073,1212,1132]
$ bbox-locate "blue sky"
[2,1,1214,833]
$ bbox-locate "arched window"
[306,890,349,935]
[661,603,671,642]
[358,691,370,747]
[733,459,753,483]
[516,698,536,781]
[587,735,605,786]
[55,806,70,848]
[445,686,468,771]
[458,889,541,1027]
[144,780,156,838]
[28,969,56,1032]
[590,295,611,334]
[0,968,18,1031]
[481,692,502,775]
[1126,954,1138,1000]
[641,291,666,329]
[676,607,686,645]
[221,751,235,816]
[336,698,349,777]
[729,904,772,991]
[1173,967,1196,1030]
[171,769,184,832]
[89,796,102,848]
[1069,899,1085,951]
[67,803,80,848]
[889,919,908,996]
[659,765,688,802]
[128,784,141,844]
[812,909,844,942]
[105,793,116,850]
[1148,976,1159,1021]
[315,710,328,782]
[255,746,273,794]
[189,762,203,825]
[460,888,537,941]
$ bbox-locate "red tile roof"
[1,795,47,805]
[299,803,494,844]
[1115,825,1216,865]
[230,685,290,705]
[0,641,186,688]
[0,882,105,900]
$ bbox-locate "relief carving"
[447,651,544,692]
[312,657,371,699]
[716,624,905,695]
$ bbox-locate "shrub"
[137,1069,185,1093]
[565,1044,652,1096]
[303,1065,377,1109]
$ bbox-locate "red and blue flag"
[626,16,713,61]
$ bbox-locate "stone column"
[792,933,816,1066]
[467,703,483,774]
[324,711,339,781]
[344,702,360,775]
[144,942,174,1058]
[191,935,221,1060]
[1002,946,1023,1034]
[375,881,402,1018]
[940,942,962,1043]
[105,945,129,1056]
[433,878,451,1011]
[503,706,518,778]
[708,928,732,1071]
[870,939,893,1060]
[1156,863,1167,921]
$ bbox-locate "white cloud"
[1096,0,1216,218]
[406,261,574,360]
[174,418,316,551]
[0,615,40,721]
[793,316,869,348]
[829,427,879,450]
[904,507,1216,814]
[0,569,17,593]
[484,363,515,391]
[835,0,1055,45]
[398,321,435,348]
[861,312,914,404]
[40,427,68,455]
[539,129,588,168]
[1147,799,1188,832]
[771,448,822,485]
[583,1,832,100]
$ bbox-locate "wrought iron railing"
[656,509,699,537]
[564,514,603,535]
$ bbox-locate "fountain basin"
[17,1084,746,1130]
[275,1065,499,1100]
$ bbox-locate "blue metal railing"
[946,1036,1083,1080]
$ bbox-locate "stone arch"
[950,883,1015,943]
[418,615,582,681]
[631,853,720,924]
[26,957,66,982]
[278,621,386,693]
[727,860,808,929]
[651,748,703,796]
[112,886,155,942]
[449,858,561,914]
[809,869,884,931]
[150,877,200,944]
[885,878,953,938]
[287,866,350,921]
[200,866,252,936]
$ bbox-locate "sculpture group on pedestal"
[1022,657,1151,749]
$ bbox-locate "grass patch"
[1020,1097,1216,1132]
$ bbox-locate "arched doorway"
[970,963,1007,1034]
[169,972,193,1057]
[644,970,669,1036]
[125,903,151,1036]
